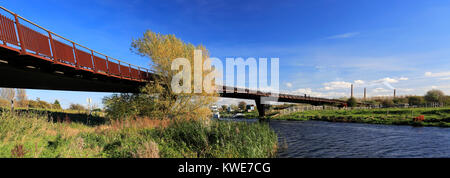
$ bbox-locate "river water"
[270,120,450,158]
[220,118,450,158]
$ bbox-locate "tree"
[16,89,27,108]
[69,104,86,111]
[221,105,227,112]
[424,89,445,103]
[131,30,218,120]
[382,99,395,107]
[347,97,357,107]
[393,97,407,104]
[230,104,239,111]
[52,100,62,110]
[238,101,247,111]
[1,88,15,111]
[103,93,155,120]
[445,96,450,106]
[407,96,424,106]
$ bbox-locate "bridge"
[0,6,347,117]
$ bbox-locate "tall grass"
[0,111,278,158]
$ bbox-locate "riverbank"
[272,107,450,127]
[0,111,277,158]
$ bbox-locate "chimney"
[364,88,367,100]
[394,89,396,98]
[351,84,354,98]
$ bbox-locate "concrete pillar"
[255,97,266,118]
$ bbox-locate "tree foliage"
[407,96,424,106]
[424,89,445,103]
[347,97,357,107]
[52,100,62,110]
[129,30,218,120]
[238,101,247,111]
[103,93,156,120]
[69,104,86,111]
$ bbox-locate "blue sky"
[2,0,450,108]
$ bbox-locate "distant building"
[227,106,234,112]
[246,104,255,112]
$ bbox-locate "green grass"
[0,110,277,158]
[273,107,450,127]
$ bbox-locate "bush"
[408,96,424,106]
[69,104,86,111]
[347,97,357,107]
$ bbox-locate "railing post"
[129,64,132,79]
[105,56,110,76]
[48,32,57,64]
[72,42,79,69]
[118,61,122,79]
[91,50,96,72]
[138,67,141,81]
[14,14,26,54]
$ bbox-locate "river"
[220,118,450,158]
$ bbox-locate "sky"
[2,0,450,108]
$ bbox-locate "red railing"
[0,6,150,82]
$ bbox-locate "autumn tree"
[130,30,218,120]
[16,89,27,108]
[1,88,15,111]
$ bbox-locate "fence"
[0,6,150,82]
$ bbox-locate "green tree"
[393,97,408,104]
[347,97,357,107]
[382,99,395,107]
[407,96,424,106]
[131,30,218,120]
[103,93,155,120]
[52,100,62,110]
[445,96,450,106]
[238,101,247,111]
[424,89,445,103]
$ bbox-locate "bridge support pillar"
[255,97,266,118]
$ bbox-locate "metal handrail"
[0,6,148,70]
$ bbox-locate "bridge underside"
[0,48,146,93]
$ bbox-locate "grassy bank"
[273,107,450,127]
[0,111,277,158]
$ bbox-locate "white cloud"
[285,82,293,88]
[321,81,352,91]
[326,32,360,39]
[291,88,347,98]
[373,77,399,84]
[425,71,450,77]
[399,77,408,81]
[372,87,390,93]
[354,80,365,85]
